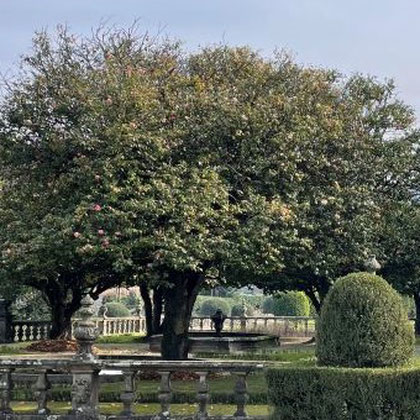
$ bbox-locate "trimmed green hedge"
[262,292,310,316]
[198,298,232,316]
[266,367,420,419]
[316,272,414,367]
[105,302,131,317]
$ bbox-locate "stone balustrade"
[8,316,316,342]
[0,358,266,419]
[190,316,316,338]
[11,322,51,343]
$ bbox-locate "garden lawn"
[11,402,270,416]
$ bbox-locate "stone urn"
[73,295,99,361]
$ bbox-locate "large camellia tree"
[0,28,298,356]
[1,26,418,357]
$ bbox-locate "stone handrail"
[9,315,316,342]
[190,316,316,337]
[0,358,266,419]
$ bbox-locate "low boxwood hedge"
[266,367,420,419]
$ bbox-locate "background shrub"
[10,287,50,321]
[402,295,416,319]
[230,302,255,317]
[266,367,420,420]
[105,302,131,318]
[231,303,246,317]
[198,298,231,316]
[262,292,310,316]
[316,272,414,368]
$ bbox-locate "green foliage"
[231,303,246,317]
[96,333,144,344]
[121,292,140,311]
[316,272,414,367]
[105,302,131,318]
[234,294,265,311]
[266,367,420,419]
[10,288,50,321]
[262,292,310,316]
[380,203,420,331]
[402,295,416,319]
[198,298,231,316]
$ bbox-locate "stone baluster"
[0,368,13,414]
[35,325,41,341]
[230,318,234,332]
[240,317,247,333]
[33,369,51,415]
[196,371,210,419]
[233,372,248,418]
[13,325,19,342]
[199,318,204,331]
[22,325,28,341]
[156,371,172,419]
[120,370,137,416]
[29,325,34,341]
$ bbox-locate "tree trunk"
[46,287,82,339]
[152,288,163,334]
[140,284,154,337]
[305,289,321,314]
[161,273,203,360]
[414,294,420,336]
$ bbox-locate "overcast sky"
[1,0,419,119]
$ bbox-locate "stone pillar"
[0,300,12,344]
[70,364,100,418]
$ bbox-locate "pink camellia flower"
[169,113,176,121]
[94,174,101,182]
[73,232,81,239]
[105,97,113,105]
[101,239,110,248]
[93,204,102,212]
[97,229,105,236]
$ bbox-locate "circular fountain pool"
[149,331,278,355]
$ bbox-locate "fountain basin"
[149,331,278,354]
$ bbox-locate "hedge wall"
[266,367,420,419]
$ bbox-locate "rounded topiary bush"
[316,272,414,368]
[231,303,246,317]
[262,292,310,316]
[199,298,231,316]
[232,302,256,317]
[105,302,131,318]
